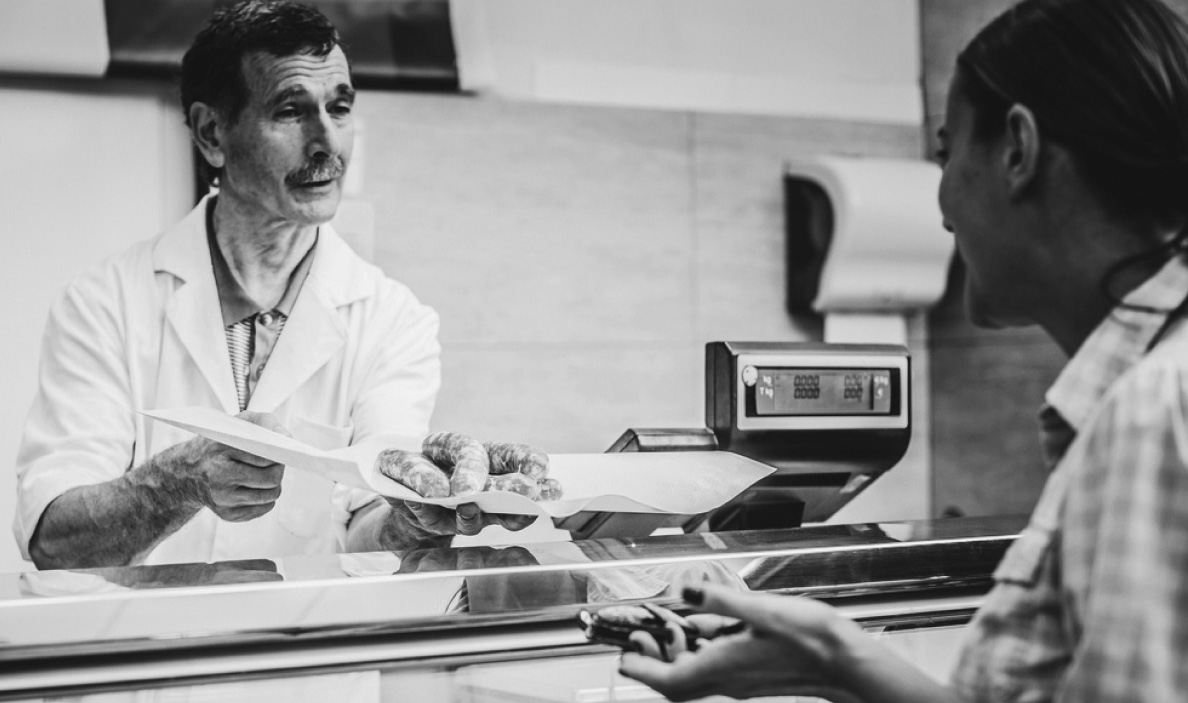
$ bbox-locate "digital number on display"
[754,368,893,416]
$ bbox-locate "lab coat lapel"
[153,196,241,414]
[246,226,361,413]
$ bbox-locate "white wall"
[0,79,194,572]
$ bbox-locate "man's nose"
[305,109,341,159]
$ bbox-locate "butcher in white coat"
[14,0,531,569]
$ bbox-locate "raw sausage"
[484,473,541,500]
[485,441,550,481]
[538,477,564,501]
[375,449,450,499]
[423,431,490,497]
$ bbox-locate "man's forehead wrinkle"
[242,50,352,104]
[267,84,311,107]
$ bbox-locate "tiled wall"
[355,92,931,520]
[927,267,1064,517]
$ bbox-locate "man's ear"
[189,102,226,171]
[1003,104,1041,199]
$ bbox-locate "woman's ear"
[189,102,226,171]
[1003,104,1041,199]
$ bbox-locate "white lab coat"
[14,197,441,565]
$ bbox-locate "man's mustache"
[286,157,346,186]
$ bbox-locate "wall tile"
[360,93,694,346]
[691,113,923,342]
[931,339,1063,516]
[927,262,1064,516]
[431,343,704,453]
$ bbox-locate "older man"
[14,0,528,569]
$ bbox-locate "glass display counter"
[0,516,1021,702]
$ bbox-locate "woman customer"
[621,0,1188,700]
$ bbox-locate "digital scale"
[557,341,911,538]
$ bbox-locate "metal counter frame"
[0,515,1022,700]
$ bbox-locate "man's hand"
[153,411,289,522]
[347,494,538,553]
[29,412,292,569]
[374,499,536,550]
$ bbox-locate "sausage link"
[538,477,564,501]
[484,441,550,481]
[375,449,450,499]
[423,431,490,497]
[484,473,541,500]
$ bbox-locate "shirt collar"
[1045,256,1188,431]
[206,197,317,327]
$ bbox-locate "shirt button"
[259,311,275,327]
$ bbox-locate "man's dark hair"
[956,0,1188,219]
[180,0,345,184]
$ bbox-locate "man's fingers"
[492,514,537,532]
[208,485,280,511]
[400,501,537,539]
[227,485,282,506]
[403,501,457,535]
[222,460,284,488]
[453,505,536,535]
[227,448,283,468]
[214,503,275,522]
[456,503,484,536]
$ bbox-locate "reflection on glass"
[19,558,283,597]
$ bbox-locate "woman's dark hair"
[180,0,345,185]
[957,0,1188,221]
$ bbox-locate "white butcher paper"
[142,407,775,518]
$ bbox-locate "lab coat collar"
[153,194,380,414]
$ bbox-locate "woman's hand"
[618,583,867,702]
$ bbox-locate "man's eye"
[275,106,299,119]
[330,102,352,116]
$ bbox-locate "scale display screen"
[751,367,893,416]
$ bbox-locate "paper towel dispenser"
[784,155,954,342]
[785,178,834,314]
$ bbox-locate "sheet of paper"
[143,407,774,518]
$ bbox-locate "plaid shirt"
[950,256,1188,702]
